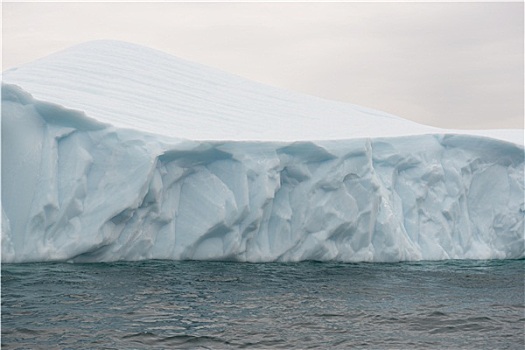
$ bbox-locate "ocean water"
[2,259,524,349]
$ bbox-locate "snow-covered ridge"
[2,41,524,263]
[3,40,522,144]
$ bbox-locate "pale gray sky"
[2,1,524,129]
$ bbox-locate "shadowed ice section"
[1,41,524,263]
[2,83,523,263]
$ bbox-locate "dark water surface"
[2,260,524,349]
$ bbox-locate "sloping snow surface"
[2,41,524,262]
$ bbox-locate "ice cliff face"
[2,41,524,263]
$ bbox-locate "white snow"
[2,40,524,263]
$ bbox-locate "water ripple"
[2,260,524,349]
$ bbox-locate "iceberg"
[2,40,523,263]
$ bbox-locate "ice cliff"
[2,40,524,263]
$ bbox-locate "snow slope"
[2,41,524,263]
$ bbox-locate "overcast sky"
[2,1,523,129]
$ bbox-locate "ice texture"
[2,41,524,263]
